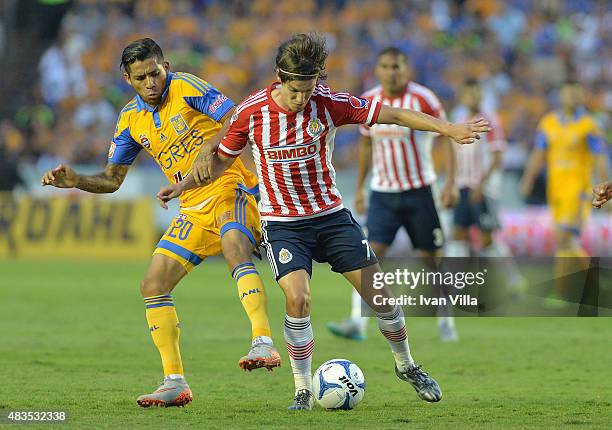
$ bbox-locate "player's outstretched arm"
[592,181,612,208]
[156,152,236,209]
[41,163,128,193]
[375,105,490,145]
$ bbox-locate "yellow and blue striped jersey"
[108,71,257,208]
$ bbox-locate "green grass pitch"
[2,259,611,429]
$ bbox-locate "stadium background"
[1,1,611,428]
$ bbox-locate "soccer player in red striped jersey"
[447,78,525,292]
[158,33,490,410]
[326,47,460,343]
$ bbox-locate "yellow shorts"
[153,184,261,271]
[548,188,591,234]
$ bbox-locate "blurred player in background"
[159,33,490,410]
[520,80,609,302]
[41,38,280,408]
[447,78,524,291]
[326,47,459,343]
[592,181,612,208]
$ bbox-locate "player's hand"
[592,181,612,209]
[40,164,78,188]
[446,118,491,145]
[440,183,458,208]
[469,187,484,204]
[156,183,184,209]
[192,144,216,186]
[355,189,366,215]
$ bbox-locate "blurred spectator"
[6,0,610,167]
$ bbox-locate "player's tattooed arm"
[41,163,128,193]
[376,105,490,145]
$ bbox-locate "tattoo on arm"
[76,163,129,193]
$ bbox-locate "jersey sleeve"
[414,88,447,120]
[108,110,140,165]
[358,95,374,136]
[324,91,382,128]
[584,116,606,154]
[218,110,249,158]
[175,72,235,122]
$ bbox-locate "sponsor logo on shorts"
[279,248,293,264]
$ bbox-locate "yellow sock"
[232,263,272,339]
[144,294,184,376]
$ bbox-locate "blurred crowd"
[2,0,611,170]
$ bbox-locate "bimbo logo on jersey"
[266,141,321,162]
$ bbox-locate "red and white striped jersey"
[218,83,382,221]
[360,82,446,192]
[453,108,506,197]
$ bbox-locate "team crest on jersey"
[306,117,325,138]
[160,132,168,143]
[279,248,293,264]
[349,96,369,109]
[108,142,116,158]
[170,114,189,135]
[139,134,151,149]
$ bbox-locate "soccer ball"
[312,359,365,410]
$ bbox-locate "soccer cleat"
[439,320,459,342]
[287,389,314,410]
[395,364,442,402]
[238,339,281,371]
[326,318,367,341]
[136,377,193,408]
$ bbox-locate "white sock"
[252,335,273,346]
[437,316,455,328]
[166,374,184,380]
[481,240,521,286]
[376,306,414,372]
[446,240,470,257]
[284,315,314,393]
[350,288,367,331]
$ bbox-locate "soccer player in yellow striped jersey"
[41,38,280,408]
[521,81,609,302]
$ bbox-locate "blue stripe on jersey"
[175,75,208,94]
[587,134,605,154]
[179,73,210,91]
[534,131,548,150]
[157,239,203,265]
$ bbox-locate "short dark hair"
[275,33,328,82]
[120,38,164,74]
[377,46,408,64]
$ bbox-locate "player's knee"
[140,277,171,298]
[286,287,311,315]
[221,230,253,267]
